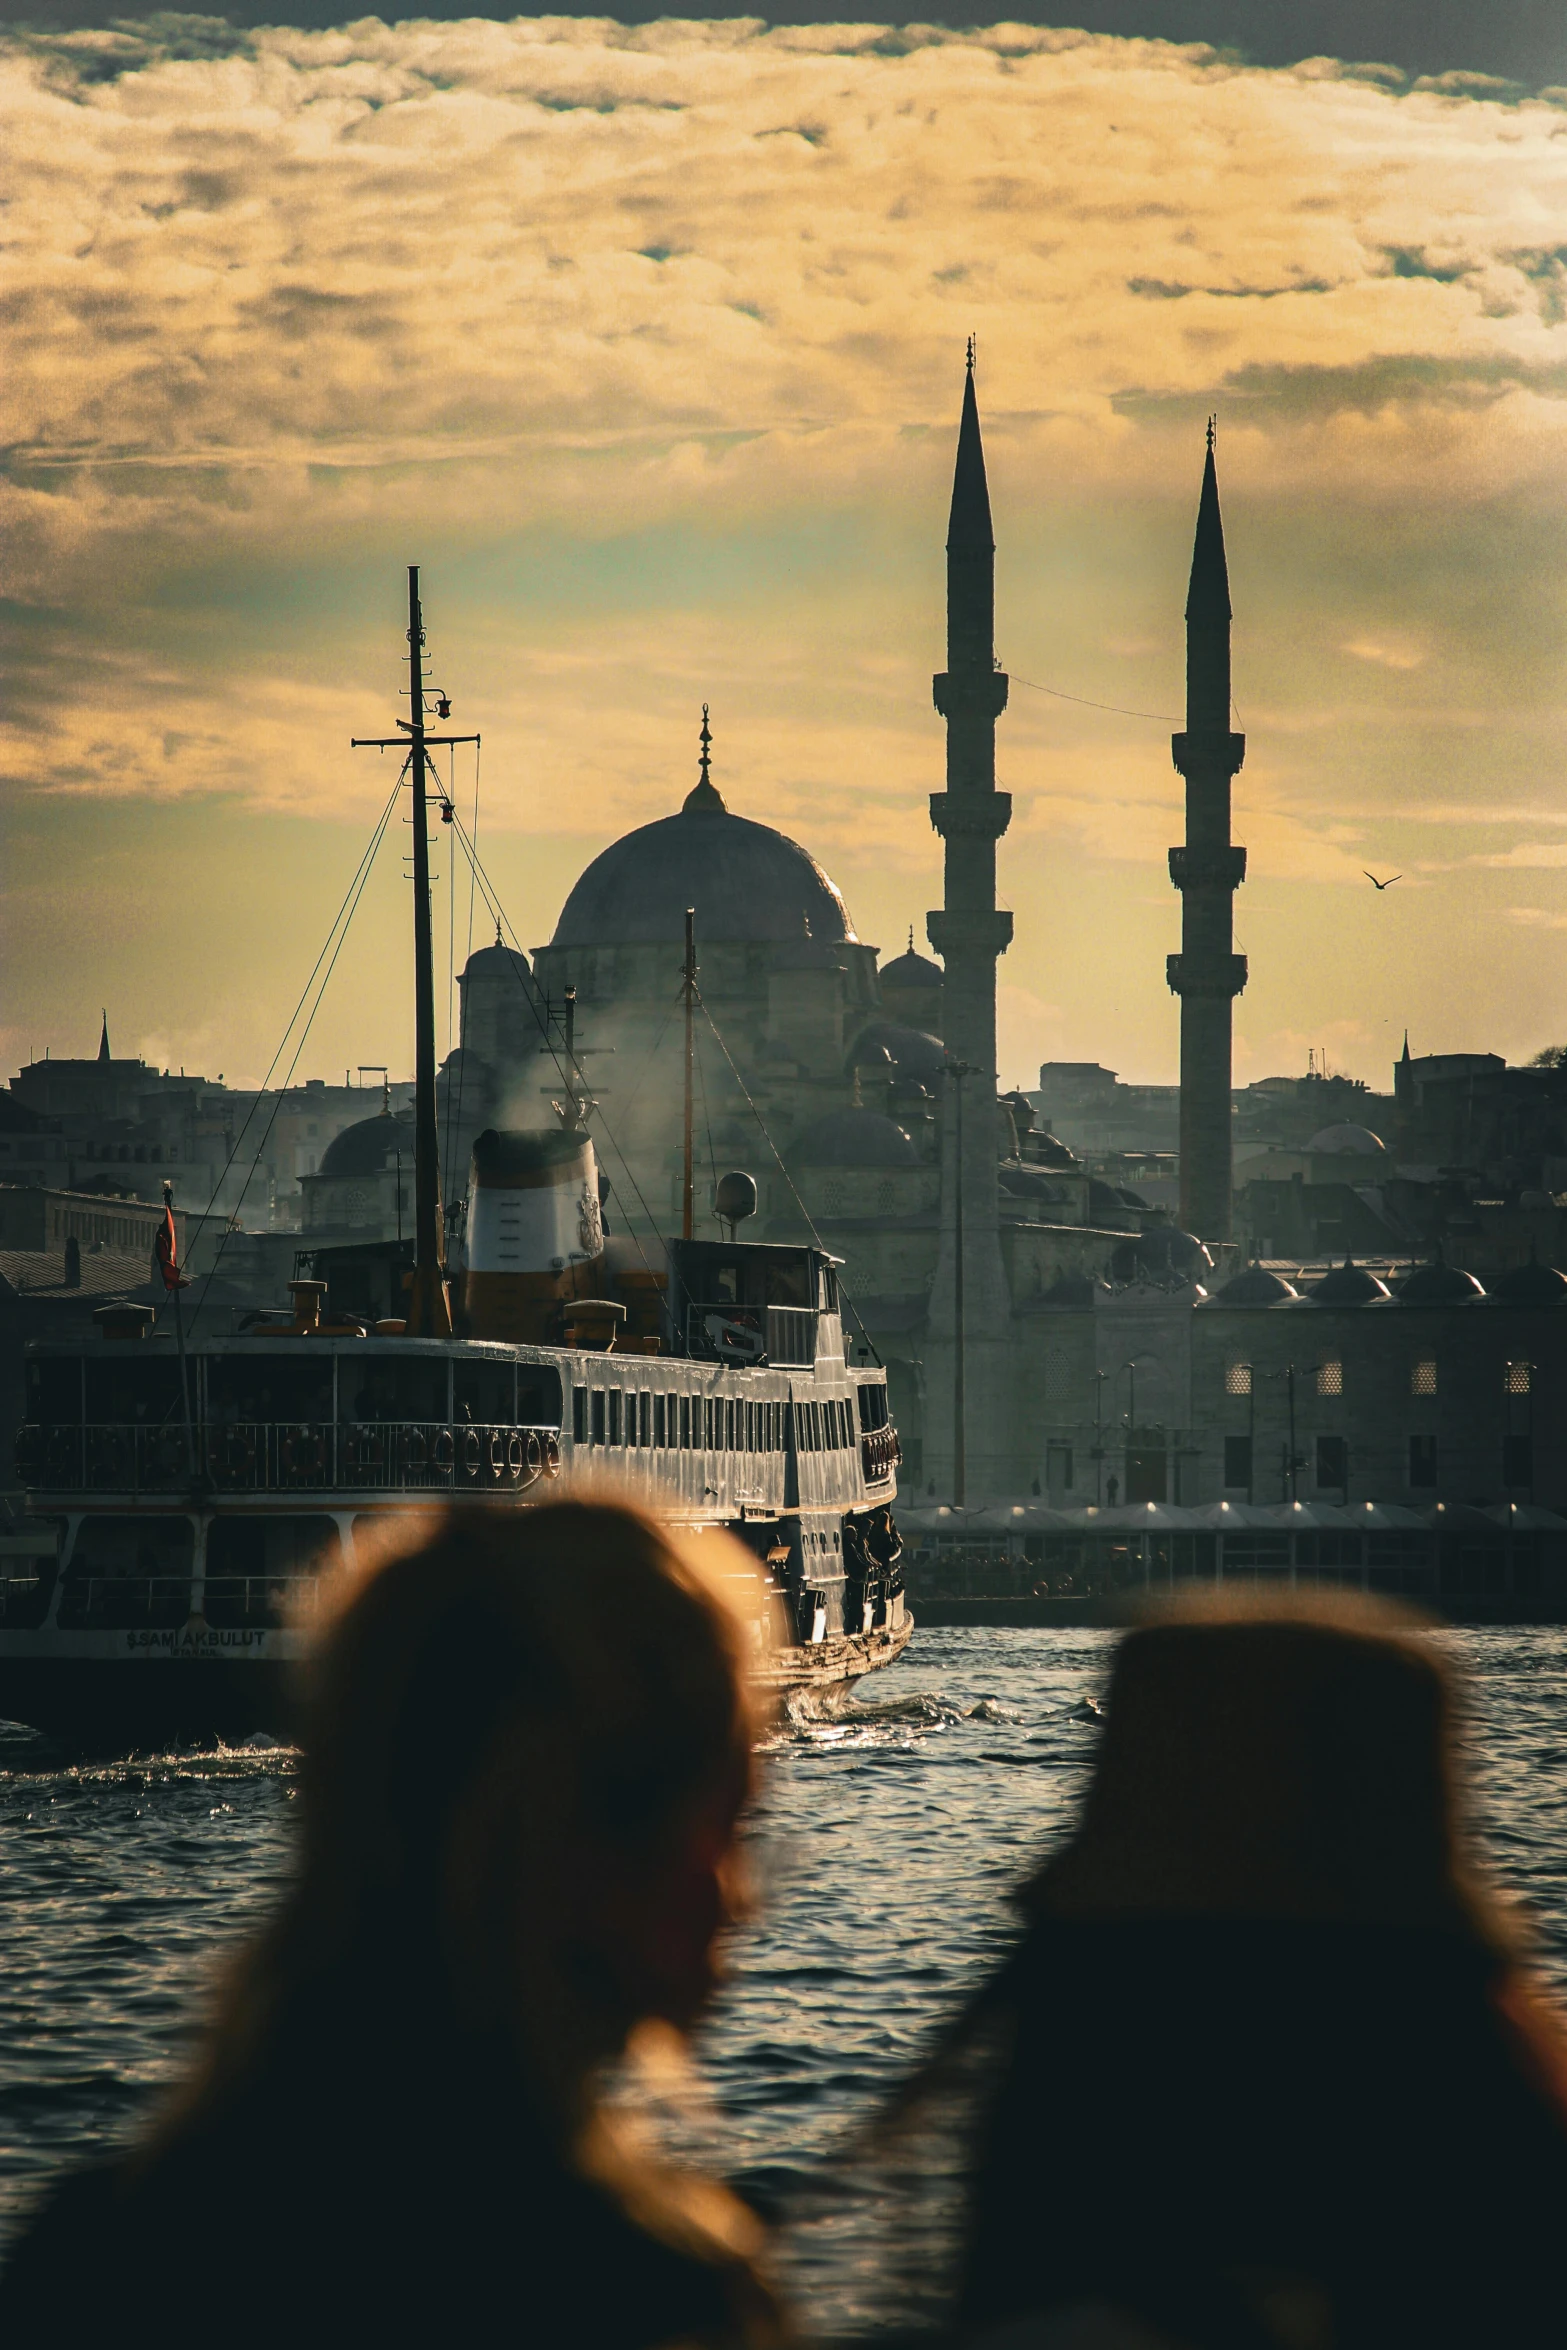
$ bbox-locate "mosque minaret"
[1168,423,1246,1242]
[925,349,1015,1503]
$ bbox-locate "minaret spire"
[97,1010,110,1064]
[927,350,1013,1503]
[1168,422,1246,1242]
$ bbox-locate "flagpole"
[165,1182,197,1484]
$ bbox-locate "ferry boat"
[2,574,909,1742]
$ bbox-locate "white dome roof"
[1307,1123,1386,1156]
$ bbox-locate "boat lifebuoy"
[543,1433,561,1479]
[487,1430,506,1483]
[506,1431,526,1484]
[280,1426,325,1480]
[353,1424,382,1474]
[432,1428,455,1475]
[399,1427,429,1475]
[225,1426,256,1481]
[462,1427,482,1481]
[524,1430,543,1486]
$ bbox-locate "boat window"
[679,1394,691,1448]
[25,1358,82,1426]
[206,1354,333,1426]
[518,1366,564,1429]
[85,1355,187,1428]
[59,1514,193,1631]
[763,1257,811,1310]
[207,1516,342,1629]
[573,1386,588,1443]
[654,1392,667,1448]
[454,1360,513,1427]
[608,1390,623,1446]
[817,1264,840,1312]
[340,1355,447,1426]
[591,1390,606,1446]
[856,1383,889,1433]
[639,1393,651,1447]
[712,1264,741,1306]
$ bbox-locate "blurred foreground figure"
[928,1597,1567,2350]
[2,1503,783,2348]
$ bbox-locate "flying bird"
[1364,871,1403,890]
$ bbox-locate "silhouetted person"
[2,1503,784,2348]
[905,1595,1567,2349]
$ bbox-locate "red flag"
[155,1192,187,1292]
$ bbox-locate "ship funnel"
[464,1126,605,1343]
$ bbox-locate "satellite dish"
[714,1170,758,1238]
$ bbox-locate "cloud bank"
[3,17,1567,1083]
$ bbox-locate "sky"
[5,11,1567,1094]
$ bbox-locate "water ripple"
[4,1629,1567,2337]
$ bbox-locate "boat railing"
[860,1425,902,1486]
[57,1574,191,1631]
[205,1572,324,1630]
[15,1420,564,1497]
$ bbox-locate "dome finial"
[682,703,727,814]
[495,916,503,949]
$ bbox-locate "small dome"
[460,934,532,984]
[1000,1166,1069,1206]
[318,1112,416,1179]
[843,1022,946,1086]
[1308,1123,1386,1156]
[1213,1264,1301,1306]
[794,1108,917,1169]
[1039,1270,1108,1308]
[880,939,943,992]
[1396,1259,1486,1306]
[1307,1258,1392,1306]
[1109,1227,1214,1284]
[1032,1132,1078,1170]
[1487,1256,1567,1308]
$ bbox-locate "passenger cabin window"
[518,1367,565,1428]
[856,1384,889,1434]
[25,1359,82,1426]
[207,1515,342,1629]
[454,1360,513,1426]
[340,1355,447,1426]
[608,1390,623,1446]
[573,1386,588,1443]
[208,1355,333,1426]
[85,1355,188,1428]
[591,1391,606,1445]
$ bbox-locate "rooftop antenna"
[352,568,479,1336]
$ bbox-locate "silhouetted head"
[216,1502,764,2136]
[1029,1589,1500,1946]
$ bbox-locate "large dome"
[550,776,856,950]
[319,1112,415,1178]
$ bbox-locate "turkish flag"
[155,1196,187,1292]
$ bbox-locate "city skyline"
[5,20,1567,1092]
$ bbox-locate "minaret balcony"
[929,791,1013,842]
[1167,951,1248,999]
[1168,845,1247,891]
[1171,729,1245,779]
[928,908,1014,957]
[933,671,1010,721]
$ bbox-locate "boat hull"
[0,1615,915,1747]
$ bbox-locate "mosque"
[304,356,1171,1500]
[294,362,1567,1521]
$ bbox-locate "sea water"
[3,1627,1566,2335]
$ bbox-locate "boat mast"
[352,566,478,1337]
[682,905,697,1241]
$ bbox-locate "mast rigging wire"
[177,770,405,1291]
[184,772,404,1337]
